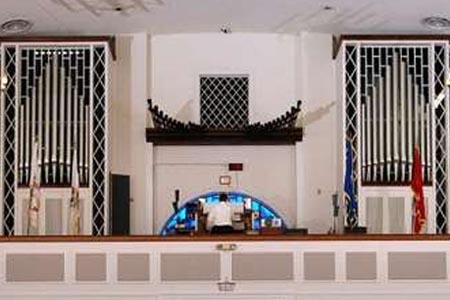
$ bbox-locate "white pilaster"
[129,33,151,234]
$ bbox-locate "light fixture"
[422,16,450,30]
[322,5,335,11]
[217,280,236,292]
[1,18,33,34]
[220,26,232,34]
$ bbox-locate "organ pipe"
[17,50,90,187]
[66,77,72,183]
[52,56,58,183]
[360,50,432,185]
[379,77,385,181]
[386,65,392,181]
[59,67,65,183]
[45,63,50,183]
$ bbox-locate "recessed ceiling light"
[1,19,33,34]
[422,16,450,30]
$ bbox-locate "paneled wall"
[2,238,450,299]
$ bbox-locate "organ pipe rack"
[0,36,114,236]
[337,35,450,233]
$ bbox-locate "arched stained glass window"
[160,192,285,235]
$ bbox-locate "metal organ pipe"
[30,86,37,183]
[359,49,431,185]
[361,102,366,182]
[74,87,78,176]
[426,102,433,178]
[79,96,84,184]
[399,60,407,182]
[45,63,50,183]
[414,81,419,148]
[420,93,425,177]
[407,74,413,179]
[371,84,379,181]
[51,56,58,183]
[379,76,385,181]
[67,77,72,183]
[15,48,92,188]
[38,75,43,177]
[25,95,30,182]
[59,67,65,183]
[386,65,392,181]
[85,105,89,184]
[393,54,399,182]
[19,104,24,183]
[31,87,37,152]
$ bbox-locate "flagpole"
[69,146,81,234]
[27,138,41,235]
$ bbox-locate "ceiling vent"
[52,0,164,16]
[1,19,33,34]
[422,16,450,30]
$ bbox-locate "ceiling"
[1,0,450,35]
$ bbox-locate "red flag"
[411,146,426,234]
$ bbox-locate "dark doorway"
[110,174,130,235]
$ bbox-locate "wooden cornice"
[0,35,116,60]
[332,34,450,60]
[146,99,303,145]
[146,128,303,145]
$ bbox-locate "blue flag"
[344,141,358,228]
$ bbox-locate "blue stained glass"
[160,191,285,235]
[261,206,274,219]
[179,208,186,220]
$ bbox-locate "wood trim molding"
[332,34,450,59]
[0,36,116,60]
[1,234,450,243]
[146,128,303,145]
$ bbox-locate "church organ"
[0,37,112,235]
[340,37,449,233]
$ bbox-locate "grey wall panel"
[6,253,64,282]
[346,252,377,280]
[161,253,220,281]
[232,252,294,280]
[388,252,446,280]
[117,253,150,281]
[76,253,107,281]
[46,199,63,235]
[304,252,335,281]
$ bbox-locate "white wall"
[151,33,297,123]
[110,32,338,234]
[150,33,299,232]
[110,36,132,175]
[154,145,296,232]
[110,33,153,234]
[296,32,337,233]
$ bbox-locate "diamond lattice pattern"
[200,76,249,129]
